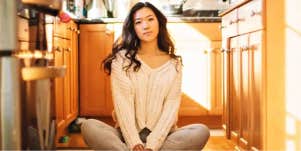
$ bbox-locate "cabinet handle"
[221,48,229,53]
[237,18,245,23]
[105,30,113,35]
[230,47,238,52]
[241,46,249,51]
[54,46,61,52]
[251,10,262,17]
[64,48,71,52]
[249,45,258,51]
[76,30,80,34]
[230,18,245,25]
[229,20,236,25]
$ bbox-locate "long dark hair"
[103,2,182,74]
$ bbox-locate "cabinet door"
[238,0,263,35]
[222,45,231,138]
[222,9,238,39]
[53,37,65,140]
[63,39,72,121]
[249,31,262,150]
[239,34,251,149]
[54,17,71,39]
[70,22,79,119]
[209,46,223,115]
[229,36,241,143]
[79,24,114,116]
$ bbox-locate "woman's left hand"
[144,149,153,151]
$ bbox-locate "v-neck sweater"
[111,50,182,151]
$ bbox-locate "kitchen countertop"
[74,16,221,24]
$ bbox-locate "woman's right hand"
[133,144,144,151]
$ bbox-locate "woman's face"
[133,7,159,43]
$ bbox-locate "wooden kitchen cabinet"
[248,31,262,150]
[221,0,263,150]
[79,24,114,117]
[53,19,79,145]
[228,35,241,144]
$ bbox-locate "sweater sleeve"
[145,65,183,151]
[111,53,143,149]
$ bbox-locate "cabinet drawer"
[16,41,29,50]
[17,17,29,41]
[238,0,263,35]
[222,9,238,38]
[54,17,71,39]
[53,37,69,54]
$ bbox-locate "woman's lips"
[143,31,152,36]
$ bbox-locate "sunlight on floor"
[172,24,213,110]
[203,129,235,151]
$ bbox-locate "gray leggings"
[81,119,210,151]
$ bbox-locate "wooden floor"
[203,130,236,151]
[56,129,236,150]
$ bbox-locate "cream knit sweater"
[111,50,182,151]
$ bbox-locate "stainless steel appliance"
[0,1,21,150]
[0,0,62,150]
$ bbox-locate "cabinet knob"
[221,48,229,53]
[219,25,226,29]
[64,48,71,52]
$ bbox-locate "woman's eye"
[135,21,141,25]
[148,18,154,21]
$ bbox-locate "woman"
[81,2,210,151]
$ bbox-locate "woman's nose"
[142,21,150,29]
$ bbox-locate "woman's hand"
[144,148,153,151]
[133,144,144,151]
